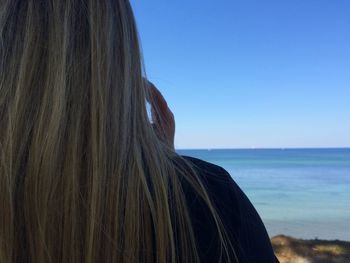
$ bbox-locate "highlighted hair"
[0,1,236,262]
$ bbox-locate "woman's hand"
[146,81,175,150]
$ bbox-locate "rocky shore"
[271,235,350,263]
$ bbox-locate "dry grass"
[271,235,350,263]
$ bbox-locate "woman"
[0,1,279,262]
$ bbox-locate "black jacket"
[181,156,279,263]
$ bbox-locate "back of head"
[0,1,232,262]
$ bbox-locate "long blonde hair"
[0,1,235,262]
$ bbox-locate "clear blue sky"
[130,0,350,149]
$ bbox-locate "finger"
[147,81,172,126]
[146,81,175,149]
[147,81,168,113]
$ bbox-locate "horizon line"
[176,147,350,151]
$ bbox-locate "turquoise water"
[177,148,350,241]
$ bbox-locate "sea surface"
[176,148,350,241]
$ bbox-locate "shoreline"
[271,235,350,263]
[265,218,350,242]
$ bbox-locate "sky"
[130,0,350,149]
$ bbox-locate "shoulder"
[179,155,243,227]
[181,155,227,175]
[179,155,242,220]
[180,155,243,211]
[180,155,235,187]
[179,155,278,263]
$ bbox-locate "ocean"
[176,148,350,241]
